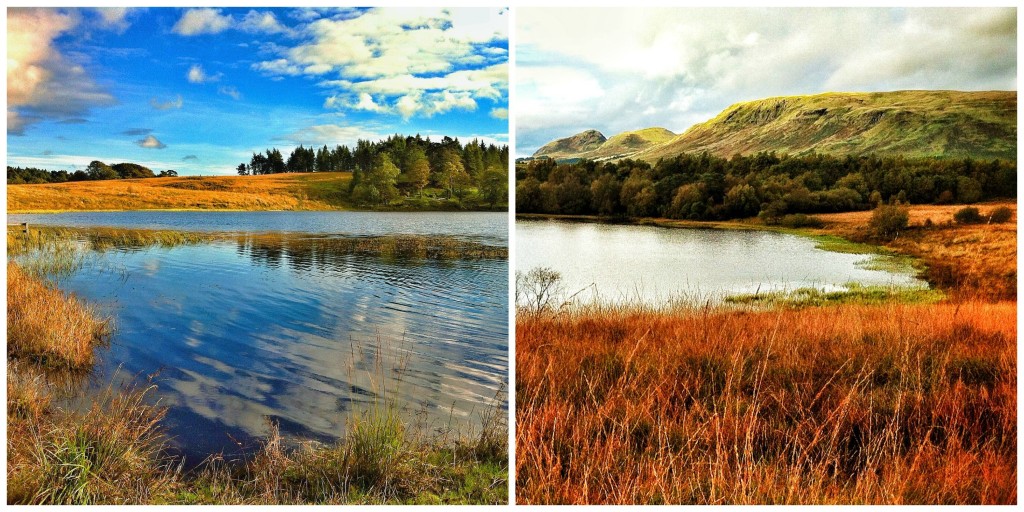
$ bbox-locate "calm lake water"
[517,219,926,305]
[11,211,507,464]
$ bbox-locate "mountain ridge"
[534,90,1017,163]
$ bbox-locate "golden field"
[7,173,353,212]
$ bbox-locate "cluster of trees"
[516,152,1016,221]
[8,161,176,184]
[238,135,509,206]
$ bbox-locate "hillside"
[537,91,1016,163]
[533,129,608,160]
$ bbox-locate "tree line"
[238,134,509,206]
[516,152,1016,221]
[8,161,176,184]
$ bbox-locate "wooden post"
[21,222,28,234]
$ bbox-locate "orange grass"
[7,173,353,212]
[7,262,109,370]
[516,302,1016,504]
[814,201,1016,300]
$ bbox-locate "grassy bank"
[7,229,508,504]
[8,172,507,212]
[516,301,1016,504]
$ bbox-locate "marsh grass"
[515,300,1016,504]
[725,283,944,308]
[10,225,507,262]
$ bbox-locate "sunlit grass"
[516,300,1016,504]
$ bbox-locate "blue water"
[15,212,508,465]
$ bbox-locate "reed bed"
[516,301,1016,504]
[9,226,506,261]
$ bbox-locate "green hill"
[533,129,607,160]
[532,127,676,161]
[537,91,1017,163]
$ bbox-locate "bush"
[988,206,1013,224]
[953,206,983,225]
[868,204,909,240]
[778,213,824,229]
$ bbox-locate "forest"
[7,162,176,184]
[240,135,509,206]
[515,152,1016,221]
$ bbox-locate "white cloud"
[252,58,302,76]
[94,7,133,32]
[253,7,508,120]
[173,8,232,36]
[343,63,507,99]
[137,135,167,149]
[150,95,183,110]
[7,8,115,134]
[187,64,220,84]
[218,86,241,100]
[277,124,385,147]
[489,107,508,120]
[352,93,388,113]
[239,10,291,36]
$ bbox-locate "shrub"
[953,206,983,225]
[868,204,909,240]
[778,213,824,229]
[988,206,1013,224]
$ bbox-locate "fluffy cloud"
[239,10,290,35]
[150,95,183,110]
[253,7,508,119]
[187,64,221,84]
[95,7,133,32]
[489,107,508,120]
[7,8,116,134]
[517,7,1017,155]
[137,135,167,149]
[173,8,297,37]
[172,8,232,36]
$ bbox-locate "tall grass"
[516,301,1016,504]
[7,262,108,370]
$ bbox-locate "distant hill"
[537,91,1017,163]
[532,127,676,161]
[533,129,607,160]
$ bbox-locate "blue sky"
[517,7,1016,156]
[8,7,509,175]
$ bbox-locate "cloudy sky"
[517,7,1016,157]
[8,7,509,174]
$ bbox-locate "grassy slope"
[515,203,1016,504]
[533,128,677,161]
[533,130,607,160]
[639,90,1016,162]
[532,91,1016,163]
